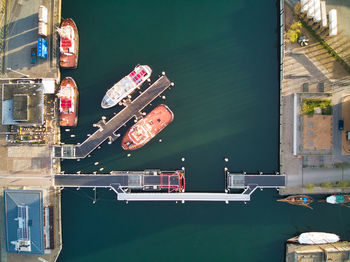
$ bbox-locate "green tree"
[287,21,302,43]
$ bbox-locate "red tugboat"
[122,104,174,150]
[57,18,79,68]
[57,77,79,127]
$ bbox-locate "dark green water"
[59,1,350,261]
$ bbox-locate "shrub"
[287,21,302,43]
[335,181,350,187]
[320,182,332,188]
[302,99,332,115]
[306,184,314,191]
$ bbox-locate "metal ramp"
[226,171,286,196]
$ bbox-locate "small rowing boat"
[277,195,313,209]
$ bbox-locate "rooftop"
[4,189,44,255]
[1,82,44,126]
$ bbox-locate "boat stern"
[139,65,152,78]
[326,195,337,204]
[60,53,77,68]
[121,135,133,150]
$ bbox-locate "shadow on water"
[60,189,350,262]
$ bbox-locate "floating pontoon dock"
[53,75,172,159]
[226,171,286,194]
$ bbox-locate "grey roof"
[1,83,44,126]
[13,94,28,121]
[4,189,44,254]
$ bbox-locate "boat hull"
[101,94,118,109]
[58,77,79,127]
[298,232,340,244]
[59,18,79,68]
[326,194,350,204]
[121,104,174,150]
[277,195,313,208]
[101,65,152,109]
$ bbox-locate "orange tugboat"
[57,77,79,127]
[122,104,174,150]
[57,18,79,68]
[277,195,313,209]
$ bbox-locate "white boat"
[101,65,152,109]
[326,195,350,204]
[298,232,340,244]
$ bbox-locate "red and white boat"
[57,77,79,127]
[101,65,152,109]
[122,104,174,150]
[57,18,79,68]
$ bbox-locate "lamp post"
[6,67,29,78]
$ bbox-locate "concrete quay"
[0,0,61,80]
[0,0,62,261]
[280,1,350,195]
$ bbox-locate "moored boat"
[101,65,152,109]
[326,194,350,205]
[57,77,79,127]
[288,232,340,245]
[277,195,313,209]
[58,18,79,68]
[121,104,174,150]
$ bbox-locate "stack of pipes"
[320,1,327,27]
[329,9,337,36]
[300,0,309,13]
[307,0,315,18]
[313,0,321,23]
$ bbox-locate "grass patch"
[316,180,350,188]
[335,181,350,187]
[320,182,332,188]
[305,184,314,191]
[302,98,332,115]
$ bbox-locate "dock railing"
[279,0,285,176]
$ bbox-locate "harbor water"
[59,0,350,261]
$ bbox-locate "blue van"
[339,120,344,131]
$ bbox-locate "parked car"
[338,120,344,131]
[31,47,37,64]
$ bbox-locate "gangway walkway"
[226,171,286,195]
[115,192,251,202]
[54,75,172,159]
[55,170,185,193]
[54,169,285,202]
